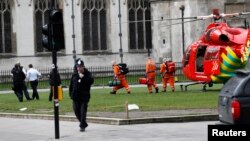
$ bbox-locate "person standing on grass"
[16,62,32,101]
[145,57,159,94]
[18,62,32,100]
[160,58,176,93]
[11,63,26,102]
[70,59,94,132]
[26,64,41,100]
[48,64,62,101]
[12,62,32,100]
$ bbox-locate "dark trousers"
[13,83,23,102]
[49,87,53,101]
[22,81,31,100]
[73,101,88,128]
[30,80,39,100]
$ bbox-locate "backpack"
[166,62,176,73]
[118,63,129,75]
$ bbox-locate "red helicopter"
[181,9,250,90]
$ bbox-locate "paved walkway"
[0,117,217,141]
[0,108,218,125]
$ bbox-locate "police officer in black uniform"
[70,59,94,132]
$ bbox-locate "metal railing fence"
[0,62,189,90]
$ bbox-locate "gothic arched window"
[34,0,61,53]
[81,0,107,52]
[0,0,12,54]
[128,0,152,51]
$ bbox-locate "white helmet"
[166,58,171,61]
[111,60,117,66]
[163,58,167,62]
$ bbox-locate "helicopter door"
[196,46,206,72]
[204,46,220,75]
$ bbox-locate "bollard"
[125,101,129,119]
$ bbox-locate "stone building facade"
[0,0,249,70]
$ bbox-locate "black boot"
[110,91,116,94]
[155,88,159,93]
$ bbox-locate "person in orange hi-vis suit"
[160,58,175,93]
[110,60,131,94]
[145,57,159,94]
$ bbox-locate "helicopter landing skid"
[180,82,207,91]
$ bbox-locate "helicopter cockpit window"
[196,46,206,72]
[204,47,219,60]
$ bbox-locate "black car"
[218,70,250,124]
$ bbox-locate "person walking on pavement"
[70,59,94,132]
[69,58,81,97]
[110,60,131,94]
[145,57,159,94]
[160,58,176,93]
[26,64,41,100]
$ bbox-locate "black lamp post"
[118,0,123,63]
[71,0,76,62]
[179,5,185,55]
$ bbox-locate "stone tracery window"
[0,0,12,54]
[34,0,61,53]
[128,0,152,51]
[81,0,107,51]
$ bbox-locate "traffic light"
[41,9,65,51]
[42,22,52,51]
[50,9,65,51]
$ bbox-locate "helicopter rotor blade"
[220,12,250,18]
[116,12,250,25]
[196,14,214,20]
[194,12,250,20]
[239,12,250,15]
[163,12,250,20]
[163,19,203,27]
[117,16,203,24]
[221,13,241,17]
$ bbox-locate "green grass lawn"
[0,84,222,115]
